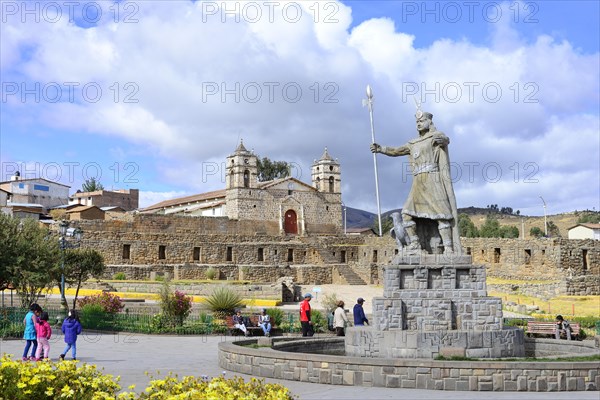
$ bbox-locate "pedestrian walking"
[34,312,52,361]
[60,310,82,361]
[299,293,314,337]
[333,301,348,336]
[22,303,42,361]
[353,298,369,326]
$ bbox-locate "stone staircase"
[336,265,367,285]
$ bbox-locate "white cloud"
[2,0,598,215]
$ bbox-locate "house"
[346,227,377,236]
[4,203,45,220]
[568,223,600,240]
[141,189,226,217]
[66,205,106,220]
[0,173,70,211]
[69,189,139,211]
[0,188,8,206]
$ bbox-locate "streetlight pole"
[58,221,83,315]
[341,201,347,235]
[539,196,548,236]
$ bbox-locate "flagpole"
[364,85,383,236]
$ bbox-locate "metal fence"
[0,307,305,337]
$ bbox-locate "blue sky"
[1,0,599,215]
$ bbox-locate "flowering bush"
[159,281,193,326]
[0,355,294,399]
[78,292,125,314]
[0,355,121,399]
[129,374,294,399]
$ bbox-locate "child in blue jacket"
[60,310,82,361]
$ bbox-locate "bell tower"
[311,147,341,193]
[225,140,259,220]
[226,140,257,189]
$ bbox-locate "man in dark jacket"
[353,298,369,326]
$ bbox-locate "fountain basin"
[219,337,600,391]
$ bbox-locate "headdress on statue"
[415,110,433,120]
[412,97,433,120]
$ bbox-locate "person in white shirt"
[259,309,272,337]
[333,301,349,336]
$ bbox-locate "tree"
[479,215,519,238]
[0,213,20,290]
[372,215,394,237]
[499,225,520,238]
[256,156,290,182]
[63,248,106,309]
[82,177,104,192]
[479,216,501,237]
[458,214,479,237]
[530,226,544,238]
[547,221,561,237]
[7,218,61,306]
[577,212,600,224]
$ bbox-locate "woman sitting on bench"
[233,310,248,336]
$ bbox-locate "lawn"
[489,291,600,318]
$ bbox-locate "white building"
[0,188,8,206]
[568,224,600,240]
[0,174,70,211]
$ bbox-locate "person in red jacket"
[299,293,314,337]
[34,312,52,361]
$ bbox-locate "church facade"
[142,141,343,235]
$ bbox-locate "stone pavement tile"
[1,334,599,400]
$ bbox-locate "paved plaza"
[1,333,598,399]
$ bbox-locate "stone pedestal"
[345,262,525,359]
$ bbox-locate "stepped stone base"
[346,262,526,359]
[345,326,525,358]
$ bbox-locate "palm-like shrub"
[265,308,284,327]
[205,287,243,319]
[205,267,217,280]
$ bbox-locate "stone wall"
[103,264,332,287]
[461,238,600,296]
[219,338,600,391]
[107,281,282,299]
[488,282,567,300]
[225,187,342,233]
[67,216,597,292]
[345,327,524,359]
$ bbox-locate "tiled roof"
[569,223,600,230]
[142,189,226,211]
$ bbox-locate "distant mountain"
[345,207,375,229]
[346,206,535,229]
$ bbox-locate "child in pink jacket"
[35,312,52,361]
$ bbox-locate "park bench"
[225,315,282,337]
[225,315,263,336]
[526,321,581,340]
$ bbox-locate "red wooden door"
[284,209,298,234]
